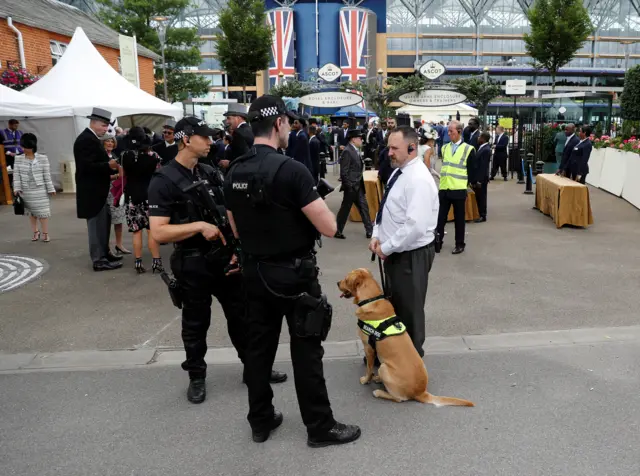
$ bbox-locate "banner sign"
[119,34,139,87]
[299,92,364,108]
[399,89,467,107]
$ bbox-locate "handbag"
[13,195,25,215]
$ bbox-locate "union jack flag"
[266,9,295,86]
[339,9,368,82]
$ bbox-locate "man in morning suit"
[73,107,122,271]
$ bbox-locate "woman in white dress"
[12,133,55,242]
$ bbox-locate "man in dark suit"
[73,108,122,271]
[153,119,178,166]
[290,117,313,174]
[308,125,321,183]
[472,132,492,222]
[557,123,579,176]
[491,125,509,181]
[335,129,373,239]
[565,125,593,184]
[224,104,253,164]
[463,117,480,149]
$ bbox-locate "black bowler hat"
[346,129,363,141]
[174,116,217,140]
[86,107,112,123]
[248,95,298,122]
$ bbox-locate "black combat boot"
[187,378,206,404]
[307,422,362,448]
[252,410,284,443]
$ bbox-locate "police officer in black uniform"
[223,96,361,446]
[147,116,287,405]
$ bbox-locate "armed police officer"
[223,96,361,447]
[148,116,286,405]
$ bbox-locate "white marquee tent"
[0,84,73,119]
[16,27,182,190]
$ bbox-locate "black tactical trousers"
[241,256,336,436]
[171,249,248,379]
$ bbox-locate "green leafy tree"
[96,0,210,101]
[448,77,502,127]
[269,79,314,98]
[523,0,593,92]
[216,0,272,104]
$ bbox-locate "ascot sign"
[299,92,363,108]
[399,88,467,107]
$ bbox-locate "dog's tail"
[415,392,474,407]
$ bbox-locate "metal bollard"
[524,153,534,194]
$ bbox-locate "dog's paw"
[359,375,371,385]
[372,375,382,384]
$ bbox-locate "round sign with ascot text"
[299,91,363,108]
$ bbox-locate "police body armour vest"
[440,142,472,191]
[227,146,316,257]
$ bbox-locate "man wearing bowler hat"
[153,119,179,166]
[224,103,254,165]
[335,129,373,240]
[74,107,123,271]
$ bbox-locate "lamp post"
[153,16,169,101]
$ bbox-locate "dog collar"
[357,294,386,307]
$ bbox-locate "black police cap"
[174,116,217,140]
[248,95,299,123]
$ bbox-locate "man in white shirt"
[369,126,439,357]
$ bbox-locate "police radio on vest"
[233,182,248,190]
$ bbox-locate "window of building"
[50,40,68,65]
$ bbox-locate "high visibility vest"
[440,142,472,191]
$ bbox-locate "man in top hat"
[74,107,123,271]
[153,119,179,166]
[335,129,373,239]
[224,103,253,164]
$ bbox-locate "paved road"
[1,341,639,476]
[1,176,640,353]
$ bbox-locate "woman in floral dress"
[121,127,163,274]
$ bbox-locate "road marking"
[0,255,48,294]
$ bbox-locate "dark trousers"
[170,250,248,378]
[383,244,435,357]
[474,181,488,218]
[491,154,507,178]
[336,184,373,234]
[86,203,111,264]
[437,190,467,246]
[242,257,335,436]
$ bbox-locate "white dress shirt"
[372,157,439,256]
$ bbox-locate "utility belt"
[254,253,332,341]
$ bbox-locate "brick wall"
[0,19,155,95]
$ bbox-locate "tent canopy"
[0,84,74,119]
[23,27,182,120]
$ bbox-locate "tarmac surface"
[1,174,640,354]
[1,340,639,476]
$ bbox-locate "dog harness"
[357,315,407,350]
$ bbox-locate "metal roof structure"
[0,0,160,61]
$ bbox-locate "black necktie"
[376,169,403,225]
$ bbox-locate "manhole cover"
[0,254,49,293]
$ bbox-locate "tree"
[340,74,428,119]
[448,77,501,127]
[621,65,640,121]
[523,0,593,92]
[269,79,314,98]
[96,0,210,102]
[216,0,272,104]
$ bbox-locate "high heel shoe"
[115,245,132,255]
[135,258,146,274]
[31,231,40,242]
[152,258,164,274]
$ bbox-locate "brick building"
[0,0,159,95]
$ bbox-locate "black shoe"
[187,378,206,404]
[307,422,362,448]
[366,231,372,239]
[474,217,486,223]
[93,261,123,272]
[106,253,123,262]
[334,232,346,239]
[252,410,283,443]
[452,246,465,255]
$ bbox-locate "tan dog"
[338,268,474,407]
